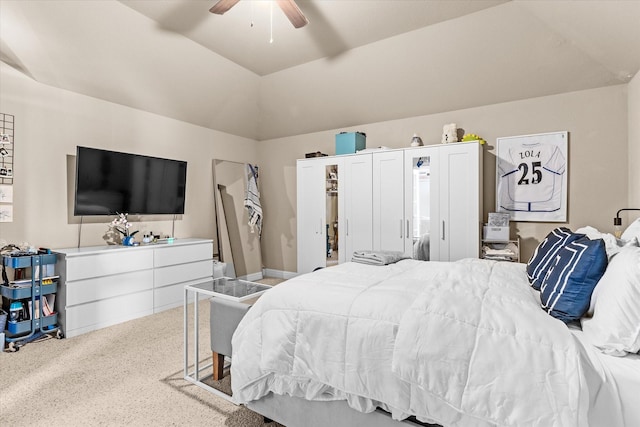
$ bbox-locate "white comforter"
[231,259,617,426]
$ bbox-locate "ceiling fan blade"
[209,0,240,15]
[276,0,308,28]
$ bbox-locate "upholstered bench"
[209,297,252,380]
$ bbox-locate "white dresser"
[55,238,213,338]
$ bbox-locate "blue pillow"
[539,237,608,323]
[527,227,585,290]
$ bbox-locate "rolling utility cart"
[1,253,63,352]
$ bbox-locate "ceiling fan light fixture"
[209,0,308,29]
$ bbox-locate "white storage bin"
[483,226,510,242]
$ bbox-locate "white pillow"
[575,226,625,260]
[585,236,639,315]
[581,245,640,356]
[621,217,640,242]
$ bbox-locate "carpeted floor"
[0,278,284,426]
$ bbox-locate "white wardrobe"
[296,141,483,274]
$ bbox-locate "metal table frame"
[183,277,272,402]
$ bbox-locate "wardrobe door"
[372,150,406,253]
[405,147,439,260]
[438,142,482,261]
[296,159,327,274]
[341,154,373,262]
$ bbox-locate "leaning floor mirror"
[212,159,263,280]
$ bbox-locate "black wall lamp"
[614,208,640,238]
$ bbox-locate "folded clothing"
[352,250,409,266]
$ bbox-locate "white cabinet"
[372,150,408,254]
[405,142,482,261]
[55,238,213,338]
[341,154,373,263]
[297,155,373,273]
[297,157,346,274]
[437,142,482,260]
[296,142,482,271]
[297,158,330,274]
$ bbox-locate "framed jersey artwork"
[496,131,568,222]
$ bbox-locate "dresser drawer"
[66,250,154,281]
[153,278,209,312]
[154,259,212,288]
[64,289,153,338]
[65,269,154,306]
[154,242,212,267]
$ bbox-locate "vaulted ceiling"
[1,1,639,140]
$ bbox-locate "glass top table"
[186,277,272,302]
[183,276,273,402]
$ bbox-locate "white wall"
[258,85,629,273]
[0,63,259,250]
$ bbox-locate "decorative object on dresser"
[108,212,139,246]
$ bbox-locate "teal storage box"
[335,132,366,155]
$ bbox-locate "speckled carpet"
[0,283,283,427]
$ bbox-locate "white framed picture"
[496,131,568,222]
[0,204,12,222]
[0,184,13,203]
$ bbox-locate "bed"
[230,224,640,427]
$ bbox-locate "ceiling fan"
[209,0,308,28]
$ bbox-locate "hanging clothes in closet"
[244,163,262,237]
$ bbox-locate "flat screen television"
[74,146,187,216]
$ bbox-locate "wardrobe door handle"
[442,221,445,240]
[400,220,403,239]
[406,220,410,239]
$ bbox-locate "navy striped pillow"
[527,227,585,290]
[540,238,608,323]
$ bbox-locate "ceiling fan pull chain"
[270,1,274,43]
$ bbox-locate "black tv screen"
[74,146,187,215]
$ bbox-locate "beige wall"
[0,63,259,250]
[258,85,629,273]
[0,60,633,273]
[629,72,640,209]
